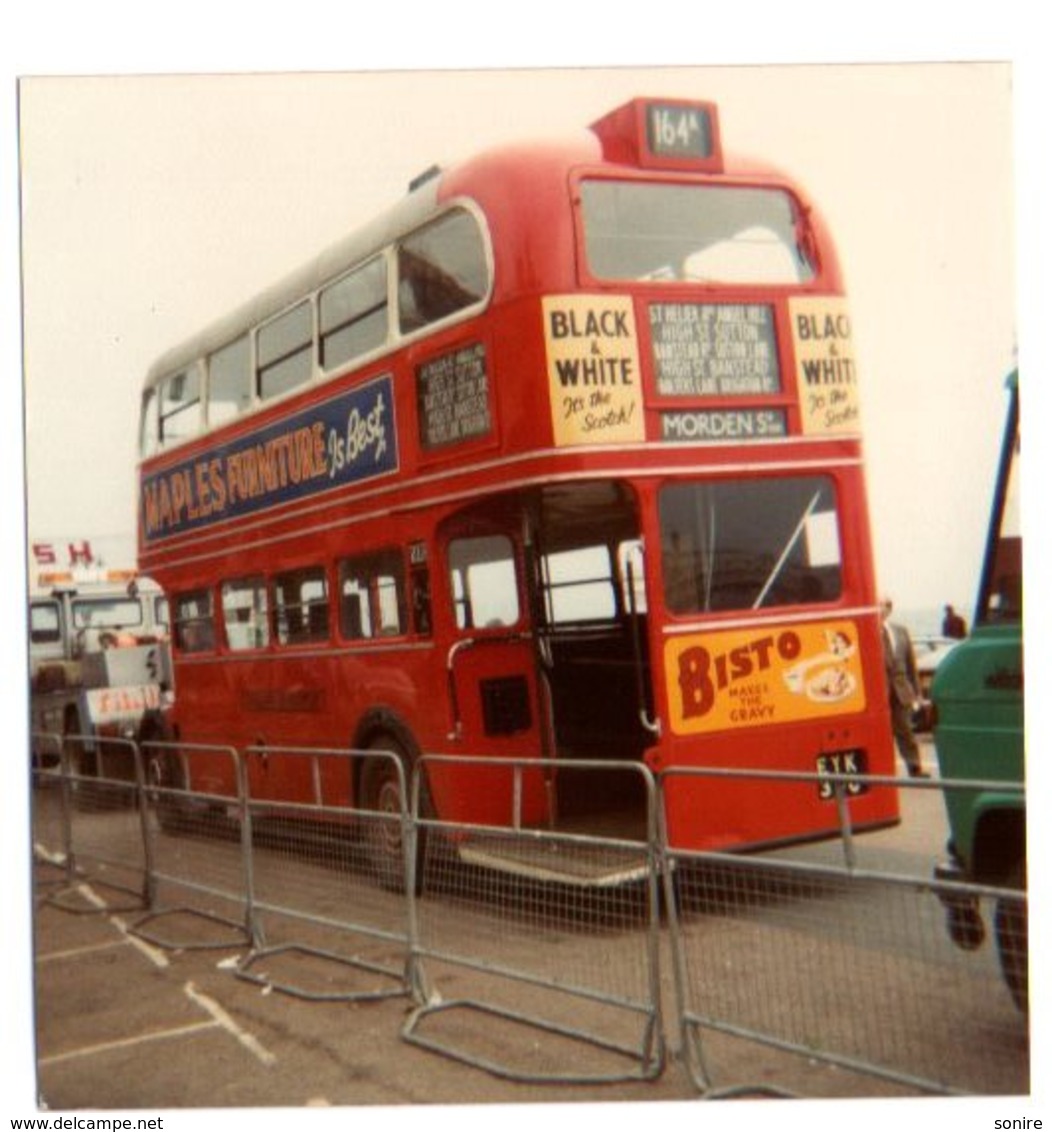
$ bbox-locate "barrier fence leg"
[236,753,264,949]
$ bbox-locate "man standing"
[881,597,928,778]
[942,603,967,639]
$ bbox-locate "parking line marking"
[38,1021,219,1067]
[37,878,171,969]
[183,981,277,1066]
[37,939,129,964]
[33,841,67,866]
[110,915,170,969]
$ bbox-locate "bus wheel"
[360,737,421,893]
[995,861,1028,1013]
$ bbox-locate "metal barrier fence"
[402,755,665,1084]
[659,766,1028,1097]
[130,740,256,951]
[234,745,411,1003]
[38,733,150,915]
[29,736,1029,1097]
[30,733,72,897]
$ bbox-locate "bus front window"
[659,476,842,614]
[581,181,816,285]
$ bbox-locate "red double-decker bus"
[136,96,899,868]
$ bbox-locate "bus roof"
[141,101,811,398]
[143,174,442,391]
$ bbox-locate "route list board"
[649,303,780,397]
[416,342,492,449]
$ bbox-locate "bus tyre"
[360,737,422,894]
[995,861,1028,1013]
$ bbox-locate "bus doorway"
[441,482,654,838]
[532,481,654,837]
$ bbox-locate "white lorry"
[29,571,171,779]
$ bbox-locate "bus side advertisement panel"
[664,619,867,735]
[141,376,398,544]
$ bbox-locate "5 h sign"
[32,539,96,568]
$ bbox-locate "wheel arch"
[350,706,425,805]
[972,803,1026,887]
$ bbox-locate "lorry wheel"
[65,708,101,812]
[64,708,137,810]
[995,860,1028,1013]
[140,715,191,834]
[146,749,191,834]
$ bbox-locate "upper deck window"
[140,388,160,458]
[257,300,312,401]
[320,256,388,371]
[159,366,202,446]
[208,335,252,427]
[581,181,816,285]
[398,209,489,333]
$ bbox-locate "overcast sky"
[5,9,1051,1126]
[16,63,1018,625]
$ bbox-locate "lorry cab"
[29,571,171,772]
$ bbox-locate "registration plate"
[815,749,868,800]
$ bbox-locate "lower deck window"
[449,535,519,631]
[541,545,617,624]
[272,567,329,645]
[659,476,842,614]
[339,550,407,640]
[221,577,269,651]
[174,589,215,652]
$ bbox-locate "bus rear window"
[659,476,842,613]
[581,181,816,285]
